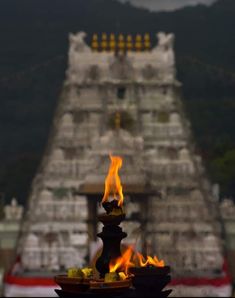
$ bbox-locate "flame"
[135,252,165,267]
[102,155,124,207]
[109,246,134,275]
[109,246,165,278]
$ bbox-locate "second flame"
[109,246,134,275]
[109,246,165,278]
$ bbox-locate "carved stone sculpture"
[4,198,23,220]
[156,32,175,67]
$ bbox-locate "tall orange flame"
[102,155,124,207]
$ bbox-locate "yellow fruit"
[81,267,93,278]
[118,272,126,280]
[104,272,119,282]
[67,268,84,278]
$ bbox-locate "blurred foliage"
[0,196,5,220]
[1,0,235,203]
[0,154,39,206]
[209,150,235,197]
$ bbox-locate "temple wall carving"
[18,31,223,281]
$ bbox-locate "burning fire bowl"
[129,266,172,297]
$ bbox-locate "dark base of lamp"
[95,212,127,278]
[55,288,172,297]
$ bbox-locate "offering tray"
[54,275,91,293]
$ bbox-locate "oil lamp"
[54,155,172,297]
[95,155,127,277]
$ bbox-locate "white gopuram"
[5,32,231,297]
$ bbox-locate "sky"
[118,0,216,11]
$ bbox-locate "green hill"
[1,0,235,204]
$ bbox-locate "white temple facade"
[12,31,229,297]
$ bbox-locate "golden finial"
[118,34,125,53]
[115,112,121,130]
[101,32,108,51]
[126,34,133,52]
[102,32,107,39]
[91,33,99,51]
[144,33,150,40]
[144,33,151,51]
[135,34,142,52]
[109,33,116,52]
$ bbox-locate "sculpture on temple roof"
[157,32,174,51]
[155,32,175,68]
[68,31,91,82]
[4,198,23,221]
[69,31,91,53]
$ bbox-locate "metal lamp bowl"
[129,266,171,296]
[98,213,126,226]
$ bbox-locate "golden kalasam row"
[91,33,151,52]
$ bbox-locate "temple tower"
[17,32,223,283]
